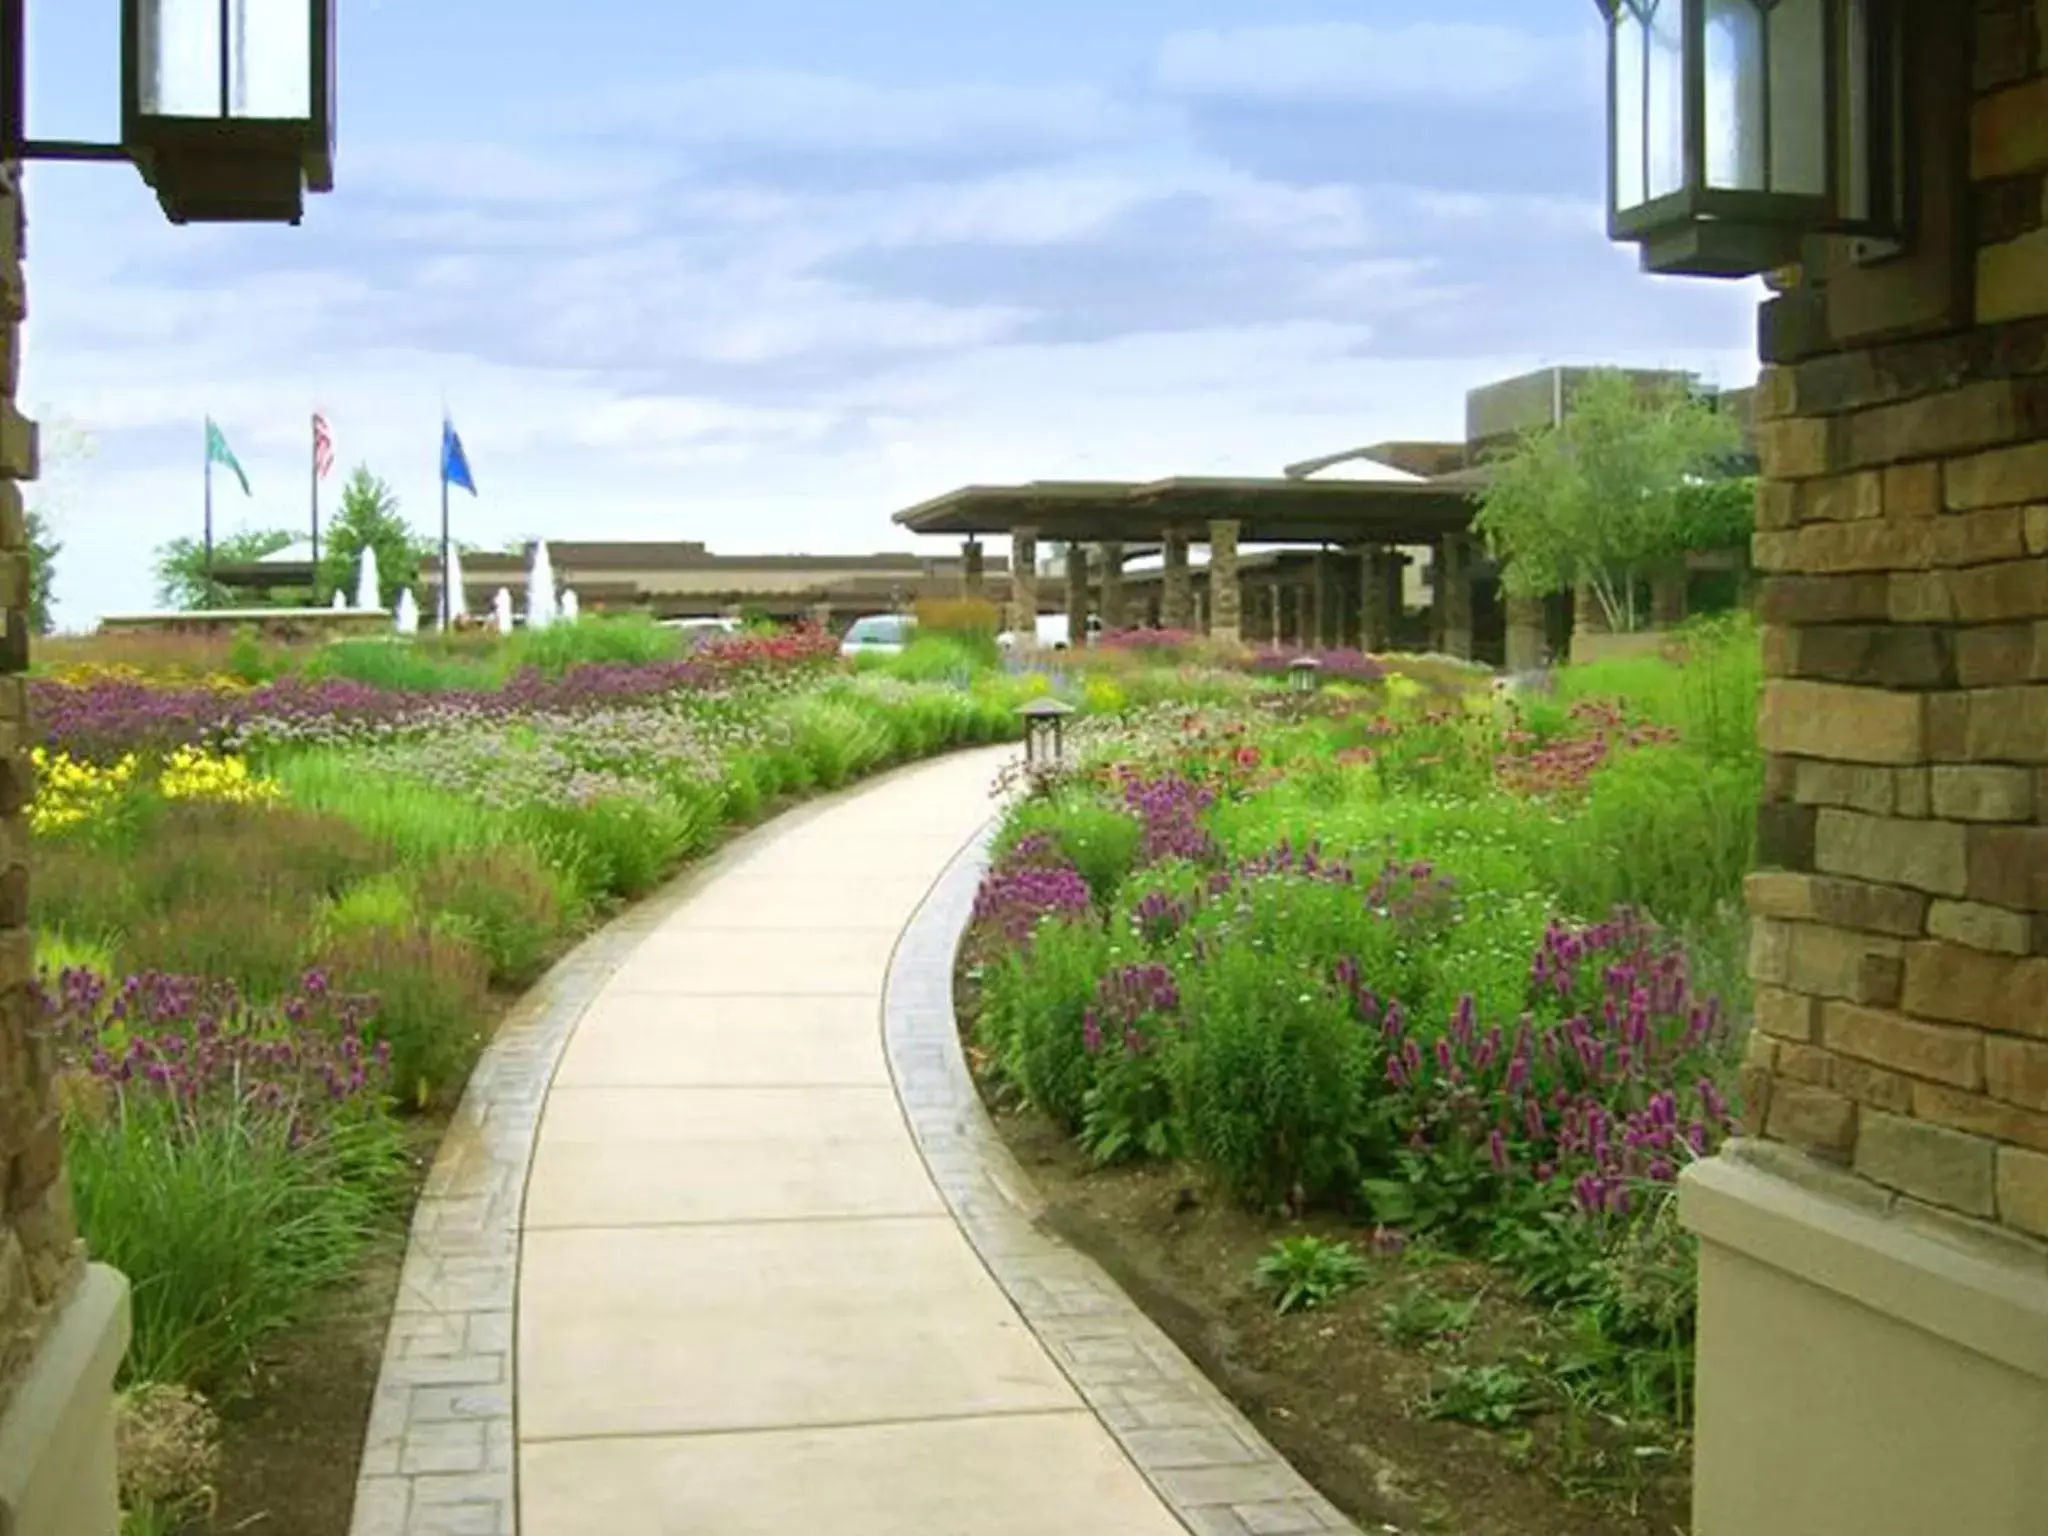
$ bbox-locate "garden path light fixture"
[1288,656,1322,695]
[1594,0,1904,277]
[0,0,335,225]
[1019,697,1075,772]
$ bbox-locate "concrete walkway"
[515,749,1187,1535]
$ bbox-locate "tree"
[1473,370,1741,633]
[154,527,298,610]
[25,509,58,635]
[317,465,427,608]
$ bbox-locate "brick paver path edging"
[346,785,903,1536]
[883,828,1362,1536]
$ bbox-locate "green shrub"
[412,843,569,985]
[314,925,494,1108]
[67,1098,402,1392]
[998,795,1143,910]
[976,919,1113,1131]
[1254,1235,1370,1315]
[505,614,680,675]
[1540,744,1758,927]
[1172,949,1370,1211]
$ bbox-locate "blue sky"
[19,0,1761,627]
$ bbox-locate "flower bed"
[956,620,1761,1526]
[28,623,1042,1531]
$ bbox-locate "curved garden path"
[352,745,1353,1536]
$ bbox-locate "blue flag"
[441,417,477,495]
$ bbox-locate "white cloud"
[20,46,1756,632]
[579,70,1171,155]
[1156,23,1601,106]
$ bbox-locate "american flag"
[312,412,335,480]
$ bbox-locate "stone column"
[1265,583,1282,645]
[808,600,835,633]
[1160,530,1193,631]
[1357,545,1392,652]
[1436,533,1475,660]
[0,166,127,1536]
[1570,576,1609,661]
[1504,589,1547,673]
[1207,518,1242,646]
[1096,541,1126,631]
[1651,564,1689,629]
[1009,526,1039,638]
[961,538,985,600]
[1064,542,1089,647]
[1309,551,1330,650]
[1678,19,2048,1536]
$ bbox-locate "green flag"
[205,418,251,496]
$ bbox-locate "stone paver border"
[347,790,855,1536]
[883,828,1362,1536]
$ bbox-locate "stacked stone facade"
[0,166,79,1419]
[1741,2,2048,1240]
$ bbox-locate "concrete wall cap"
[1682,1148,2048,1380]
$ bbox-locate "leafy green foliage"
[1420,1362,1537,1428]
[153,527,297,611]
[1475,369,1742,632]
[26,508,59,635]
[1377,1284,1478,1347]
[1254,1235,1370,1314]
[315,466,427,608]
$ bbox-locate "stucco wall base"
[1681,1145,2048,1536]
[0,1264,128,1536]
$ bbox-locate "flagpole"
[203,430,214,609]
[440,445,451,631]
[310,416,321,603]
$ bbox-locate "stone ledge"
[0,1263,128,1536]
[883,830,1360,1536]
[1682,1140,2048,1379]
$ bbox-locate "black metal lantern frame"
[0,0,334,226]
[1596,0,1904,278]
[1018,698,1074,772]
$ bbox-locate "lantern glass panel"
[1767,0,1829,199]
[1703,0,1767,192]
[1614,9,1649,212]
[1644,0,1686,203]
[135,0,312,121]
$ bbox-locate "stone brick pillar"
[808,601,835,633]
[1160,530,1192,630]
[1064,543,1089,648]
[1207,518,1242,645]
[1357,545,1392,652]
[961,539,984,600]
[1436,533,1475,660]
[1096,541,1126,631]
[1009,526,1038,639]
[1651,565,1689,629]
[0,165,127,1536]
[1309,551,1330,649]
[1678,14,2048,1536]
[1504,589,1548,673]
[1264,584,1281,644]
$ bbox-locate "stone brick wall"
[0,164,81,1420]
[1741,4,2048,1240]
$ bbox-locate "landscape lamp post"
[2,0,336,224]
[1018,696,1075,772]
[1592,0,1905,277]
[1288,656,1322,695]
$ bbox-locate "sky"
[18,1,1762,629]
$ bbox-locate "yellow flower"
[28,747,137,836]
[157,746,283,806]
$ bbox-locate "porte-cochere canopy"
[890,474,1479,546]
